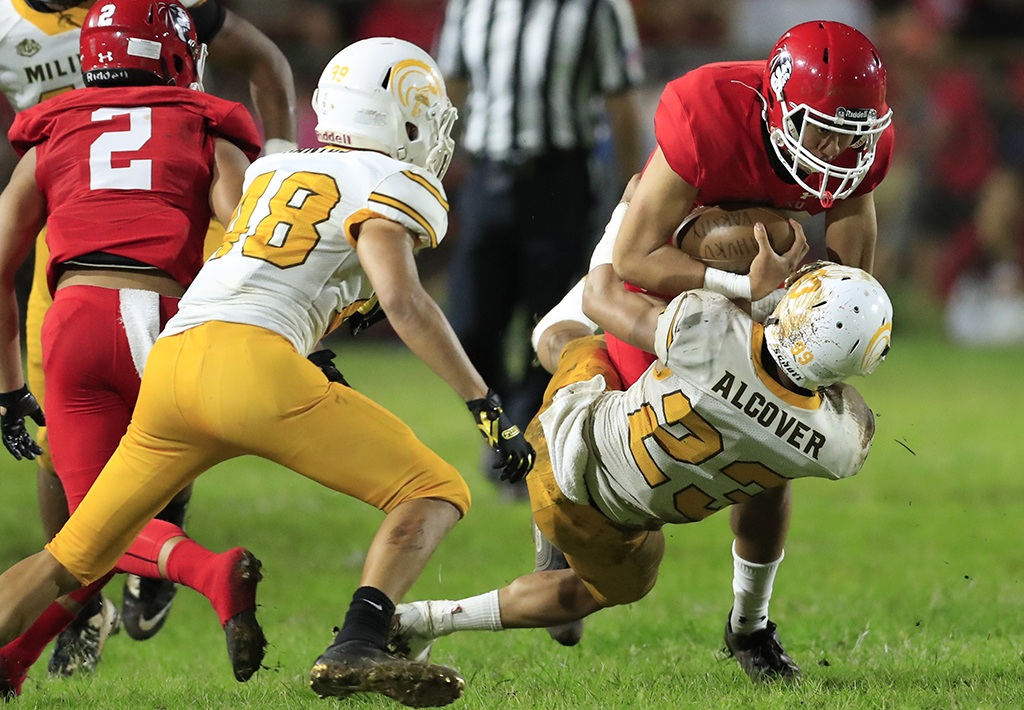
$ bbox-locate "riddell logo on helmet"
[319,130,353,145]
[768,49,792,101]
[86,68,130,83]
[835,107,877,124]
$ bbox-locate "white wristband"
[589,201,629,270]
[703,267,752,301]
[263,138,298,155]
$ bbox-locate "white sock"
[730,541,783,635]
[448,590,503,632]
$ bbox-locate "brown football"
[674,205,796,274]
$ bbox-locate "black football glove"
[466,389,536,484]
[348,296,387,337]
[307,349,351,388]
[0,386,46,461]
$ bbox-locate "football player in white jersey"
[387,261,893,685]
[0,0,296,674]
[0,38,533,707]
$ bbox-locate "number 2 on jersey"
[90,107,152,190]
[213,171,341,268]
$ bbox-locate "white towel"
[538,374,606,505]
[119,288,161,377]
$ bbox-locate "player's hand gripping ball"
[675,205,796,273]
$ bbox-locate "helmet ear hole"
[406,122,419,141]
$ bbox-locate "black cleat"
[222,550,267,682]
[310,639,464,708]
[533,522,583,646]
[723,616,801,684]
[48,595,120,677]
[121,574,178,641]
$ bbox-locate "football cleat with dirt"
[723,616,801,684]
[47,595,120,677]
[221,550,267,682]
[310,638,464,707]
[121,574,178,641]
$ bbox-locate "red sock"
[0,572,113,691]
[117,520,252,626]
[116,519,186,579]
[166,545,253,626]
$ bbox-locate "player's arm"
[824,192,878,272]
[357,219,534,480]
[357,219,487,400]
[209,138,252,226]
[206,8,297,149]
[583,264,665,353]
[0,149,47,459]
[0,149,45,393]
[612,147,703,298]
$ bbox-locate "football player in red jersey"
[0,0,267,695]
[530,20,894,683]
[6,0,297,674]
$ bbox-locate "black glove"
[348,296,387,337]
[466,389,536,484]
[307,349,351,388]
[0,386,46,461]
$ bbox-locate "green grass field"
[4,298,1024,708]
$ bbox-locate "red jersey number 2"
[89,107,152,191]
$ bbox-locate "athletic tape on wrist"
[703,267,752,301]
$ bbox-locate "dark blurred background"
[9,0,1024,346]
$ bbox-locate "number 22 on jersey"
[213,171,341,268]
[628,389,791,522]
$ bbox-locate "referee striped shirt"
[436,0,643,162]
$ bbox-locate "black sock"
[332,586,395,649]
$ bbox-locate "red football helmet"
[761,21,892,207]
[80,0,207,90]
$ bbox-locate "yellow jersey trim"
[750,324,822,410]
[13,1,88,35]
[401,170,448,211]
[368,192,437,248]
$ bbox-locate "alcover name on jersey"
[711,370,826,459]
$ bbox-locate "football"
[674,205,796,273]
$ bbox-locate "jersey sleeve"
[654,290,733,370]
[822,382,876,477]
[202,96,262,162]
[653,76,700,186]
[8,101,55,156]
[360,168,450,249]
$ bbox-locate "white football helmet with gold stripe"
[764,262,892,390]
[313,38,457,179]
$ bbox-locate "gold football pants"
[526,336,665,607]
[47,321,471,584]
